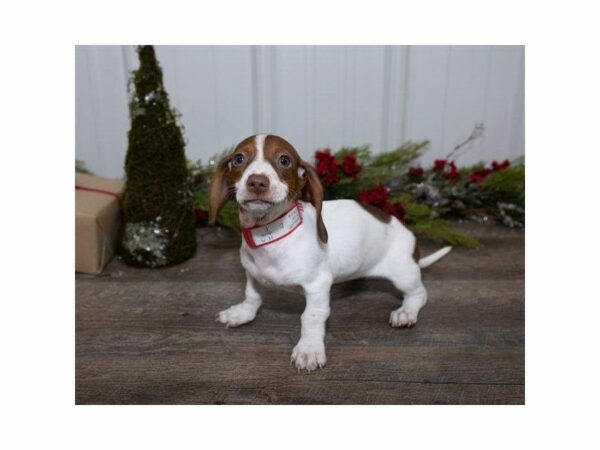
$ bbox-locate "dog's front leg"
[216,271,263,327]
[291,279,332,371]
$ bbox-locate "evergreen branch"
[369,141,428,169]
[334,145,372,164]
[195,191,239,229]
[410,219,481,248]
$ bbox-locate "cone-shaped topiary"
[119,45,196,267]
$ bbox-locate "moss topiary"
[119,45,196,267]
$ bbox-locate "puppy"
[209,134,451,371]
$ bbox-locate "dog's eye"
[232,153,245,167]
[278,155,292,168]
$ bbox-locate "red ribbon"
[75,185,123,210]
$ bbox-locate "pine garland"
[189,138,524,248]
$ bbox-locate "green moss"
[119,45,196,267]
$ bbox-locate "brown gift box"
[75,173,124,274]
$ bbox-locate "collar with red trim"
[241,202,304,249]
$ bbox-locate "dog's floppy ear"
[208,155,232,226]
[299,161,328,244]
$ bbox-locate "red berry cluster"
[432,159,459,181]
[433,159,446,172]
[315,149,362,184]
[315,150,339,184]
[467,159,510,184]
[408,166,424,180]
[492,160,510,171]
[358,184,406,222]
[341,154,362,177]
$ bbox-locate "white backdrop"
[76,45,524,178]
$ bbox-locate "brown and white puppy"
[210,134,451,371]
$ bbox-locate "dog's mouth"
[241,199,275,212]
[243,199,273,205]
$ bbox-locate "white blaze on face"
[235,133,289,208]
[255,133,267,160]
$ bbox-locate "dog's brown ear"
[299,161,328,244]
[208,155,232,226]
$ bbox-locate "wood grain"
[76,223,524,404]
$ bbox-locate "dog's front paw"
[291,339,326,371]
[216,303,257,328]
[389,307,418,328]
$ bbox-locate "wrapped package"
[75,173,124,274]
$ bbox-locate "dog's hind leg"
[386,260,428,328]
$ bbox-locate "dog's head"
[209,134,328,243]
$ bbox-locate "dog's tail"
[419,246,452,269]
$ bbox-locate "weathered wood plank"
[76,223,524,404]
[77,377,524,405]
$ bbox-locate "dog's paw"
[389,307,418,328]
[291,339,326,372]
[216,303,257,328]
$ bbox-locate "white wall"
[76,45,524,178]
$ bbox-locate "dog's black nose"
[246,174,270,195]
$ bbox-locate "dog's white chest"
[241,244,307,288]
[246,260,280,286]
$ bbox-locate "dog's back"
[319,199,416,282]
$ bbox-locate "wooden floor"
[76,222,524,404]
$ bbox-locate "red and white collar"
[241,202,304,249]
